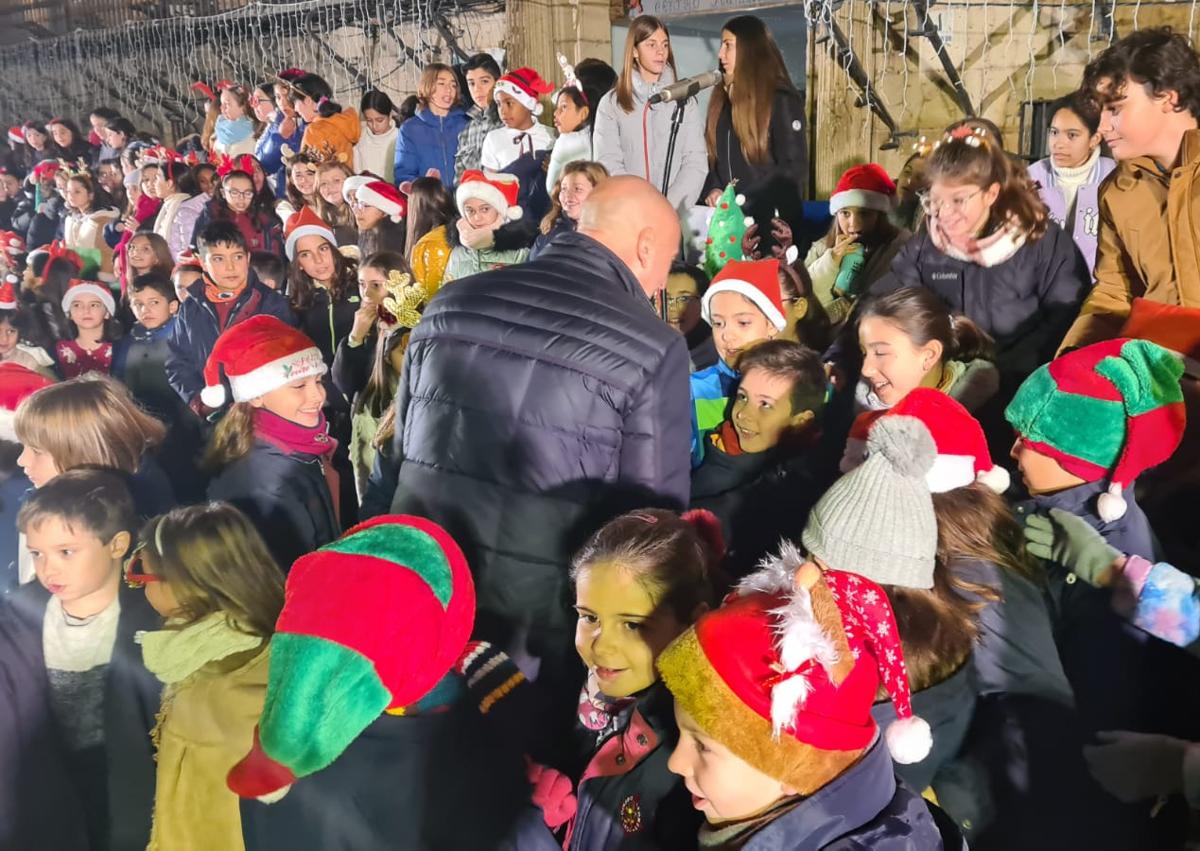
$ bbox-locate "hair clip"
[557,53,587,105]
[317,96,330,108]
[945,125,985,148]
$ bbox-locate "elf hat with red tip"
[283,206,337,261]
[455,170,522,222]
[701,258,788,332]
[0,280,17,310]
[350,180,407,223]
[0,363,54,442]
[842,389,1010,494]
[658,544,931,796]
[1005,338,1186,521]
[227,514,476,801]
[493,67,555,116]
[199,315,326,409]
[830,164,897,215]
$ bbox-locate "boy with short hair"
[250,250,287,292]
[657,553,944,849]
[691,339,833,576]
[454,52,505,182]
[1062,27,1200,349]
[165,220,294,409]
[690,259,788,467]
[114,271,206,501]
[0,468,161,850]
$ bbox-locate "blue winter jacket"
[393,106,470,191]
[256,113,305,199]
[165,275,296,404]
[739,738,944,850]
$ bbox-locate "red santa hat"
[61,279,116,317]
[0,363,54,442]
[0,280,17,311]
[0,231,26,257]
[283,206,337,261]
[493,67,555,116]
[350,180,407,223]
[701,258,788,332]
[200,315,327,409]
[841,389,1010,493]
[455,170,522,222]
[829,164,897,215]
[658,547,931,796]
[7,126,24,146]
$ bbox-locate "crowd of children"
[4,18,1200,851]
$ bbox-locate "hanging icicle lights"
[0,0,504,138]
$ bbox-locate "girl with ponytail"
[856,286,998,414]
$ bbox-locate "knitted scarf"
[252,408,337,458]
[137,613,264,685]
[928,214,1026,268]
[216,116,255,148]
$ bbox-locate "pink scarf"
[252,408,337,458]
[928,214,1026,268]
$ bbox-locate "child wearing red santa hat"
[803,164,911,326]
[444,169,530,282]
[202,315,340,570]
[480,67,558,172]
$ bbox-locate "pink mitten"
[525,757,577,830]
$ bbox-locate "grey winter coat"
[592,67,708,210]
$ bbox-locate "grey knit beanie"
[802,415,938,589]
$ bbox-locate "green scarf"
[137,613,264,684]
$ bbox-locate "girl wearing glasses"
[874,124,1088,405]
[127,502,284,851]
[189,163,283,257]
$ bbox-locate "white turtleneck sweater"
[1050,145,1101,222]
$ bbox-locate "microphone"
[648,69,724,105]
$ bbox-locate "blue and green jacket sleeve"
[689,360,739,468]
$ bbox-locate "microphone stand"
[660,98,687,198]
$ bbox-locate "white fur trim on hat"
[455,180,522,222]
[223,346,327,404]
[355,184,404,223]
[493,79,543,116]
[702,280,787,331]
[924,453,976,493]
[285,224,337,261]
[341,174,373,205]
[61,282,115,317]
[829,188,895,216]
[0,409,15,443]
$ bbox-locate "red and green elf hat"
[1005,338,1185,521]
[657,544,931,796]
[227,514,476,801]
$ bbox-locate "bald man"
[386,176,690,697]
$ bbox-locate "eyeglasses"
[123,544,160,588]
[224,188,255,201]
[920,189,982,216]
[661,294,697,308]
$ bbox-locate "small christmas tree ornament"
[704,183,752,278]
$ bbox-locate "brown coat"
[148,643,270,851]
[1061,128,1200,351]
